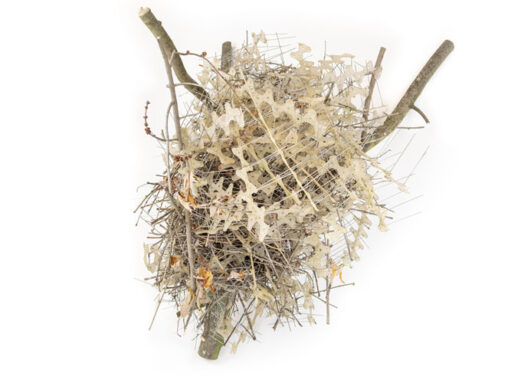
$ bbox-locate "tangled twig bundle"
[136,8,453,359]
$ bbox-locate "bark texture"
[363,40,454,152]
[139,7,210,104]
[198,294,230,360]
[221,41,233,72]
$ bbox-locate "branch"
[221,41,233,73]
[363,40,454,152]
[158,38,196,292]
[198,293,230,360]
[411,104,430,123]
[139,7,210,104]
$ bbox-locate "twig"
[411,105,430,123]
[325,276,331,324]
[361,47,386,146]
[396,125,425,130]
[336,208,353,262]
[325,240,331,325]
[143,100,151,133]
[164,102,173,194]
[238,293,256,340]
[148,291,165,330]
[363,47,386,121]
[309,294,338,309]
[275,33,286,65]
[312,283,355,294]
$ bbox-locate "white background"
[1,0,520,382]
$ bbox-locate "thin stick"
[336,208,352,262]
[238,293,256,340]
[164,102,173,194]
[411,105,430,123]
[325,276,331,324]
[223,299,255,346]
[363,47,386,121]
[361,47,386,146]
[310,294,338,309]
[158,40,196,290]
[221,41,233,73]
[148,291,165,330]
[275,32,286,65]
[312,283,355,294]
[364,40,454,152]
[325,239,331,325]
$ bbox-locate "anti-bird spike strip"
[137,7,453,360]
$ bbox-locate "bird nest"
[137,31,405,358]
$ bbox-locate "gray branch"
[198,293,230,360]
[363,40,454,152]
[221,41,233,73]
[139,7,210,104]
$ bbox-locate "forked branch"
[363,40,454,152]
[139,7,210,104]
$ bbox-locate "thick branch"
[363,47,386,121]
[139,7,210,104]
[198,293,230,360]
[221,41,233,73]
[363,40,454,152]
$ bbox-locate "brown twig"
[158,39,196,291]
[143,100,179,143]
[143,100,151,134]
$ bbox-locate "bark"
[198,293,230,360]
[139,7,210,104]
[221,41,233,72]
[363,40,454,152]
[198,46,234,359]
